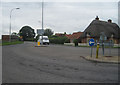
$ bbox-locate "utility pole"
[41,0,44,45]
[9,8,20,42]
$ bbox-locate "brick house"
[55,33,65,37]
[66,32,83,43]
[2,35,19,41]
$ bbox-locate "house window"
[86,33,90,37]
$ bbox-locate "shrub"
[35,35,40,42]
[49,36,68,44]
[73,39,78,46]
[64,39,70,43]
[26,38,35,41]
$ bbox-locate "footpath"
[81,55,119,64]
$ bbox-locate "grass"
[64,43,120,48]
[1,41,24,46]
[78,45,120,48]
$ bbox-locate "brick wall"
[2,35,19,41]
[2,35,9,41]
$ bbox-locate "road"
[2,42,119,83]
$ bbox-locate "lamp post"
[41,0,44,45]
[9,7,20,42]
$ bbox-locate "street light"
[9,7,20,42]
[41,0,44,45]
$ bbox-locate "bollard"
[37,41,40,46]
[96,43,99,58]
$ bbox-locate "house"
[65,34,71,38]
[66,32,83,43]
[55,33,65,37]
[2,35,19,41]
[80,16,120,44]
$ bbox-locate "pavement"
[81,55,119,64]
[0,45,2,84]
[2,42,119,83]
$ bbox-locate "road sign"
[89,39,95,57]
[37,29,44,35]
[89,39,95,46]
[100,32,107,41]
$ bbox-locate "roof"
[65,34,71,38]
[55,33,65,36]
[80,20,120,39]
[67,32,83,39]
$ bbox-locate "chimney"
[108,19,112,23]
[95,16,99,20]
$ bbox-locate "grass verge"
[64,44,120,48]
[1,41,24,46]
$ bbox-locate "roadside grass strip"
[64,43,120,48]
[2,41,24,46]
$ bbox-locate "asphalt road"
[2,42,119,83]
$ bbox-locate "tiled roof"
[65,34,71,38]
[66,32,83,39]
[55,33,65,36]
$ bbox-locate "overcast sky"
[0,0,119,39]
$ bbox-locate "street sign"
[37,29,44,35]
[89,39,95,57]
[100,32,107,41]
[89,39,95,46]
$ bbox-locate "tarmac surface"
[2,42,119,83]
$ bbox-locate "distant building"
[55,33,65,37]
[65,34,71,38]
[66,32,83,43]
[80,16,120,44]
[2,35,19,41]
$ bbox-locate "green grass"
[64,44,120,48]
[113,46,120,48]
[1,41,24,46]
[78,45,120,48]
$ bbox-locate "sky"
[0,0,120,39]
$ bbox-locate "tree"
[19,26,35,41]
[35,34,40,42]
[73,39,78,46]
[49,36,68,44]
[12,32,18,36]
[43,29,54,37]
[64,32,66,35]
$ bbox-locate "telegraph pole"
[41,0,44,45]
[9,8,20,42]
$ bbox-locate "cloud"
[1,0,120,2]
[1,1,118,38]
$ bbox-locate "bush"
[73,39,78,46]
[25,38,35,41]
[49,36,68,44]
[64,39,70,43]
[35,35,40,42]
[49,35,58,38]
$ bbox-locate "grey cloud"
[1,2,118,36]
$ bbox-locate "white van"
[38,36,49,45]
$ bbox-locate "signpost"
[89,39,95,57]
[100,32,107,56]
[37,29,44,35]
[109,40,113,56]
